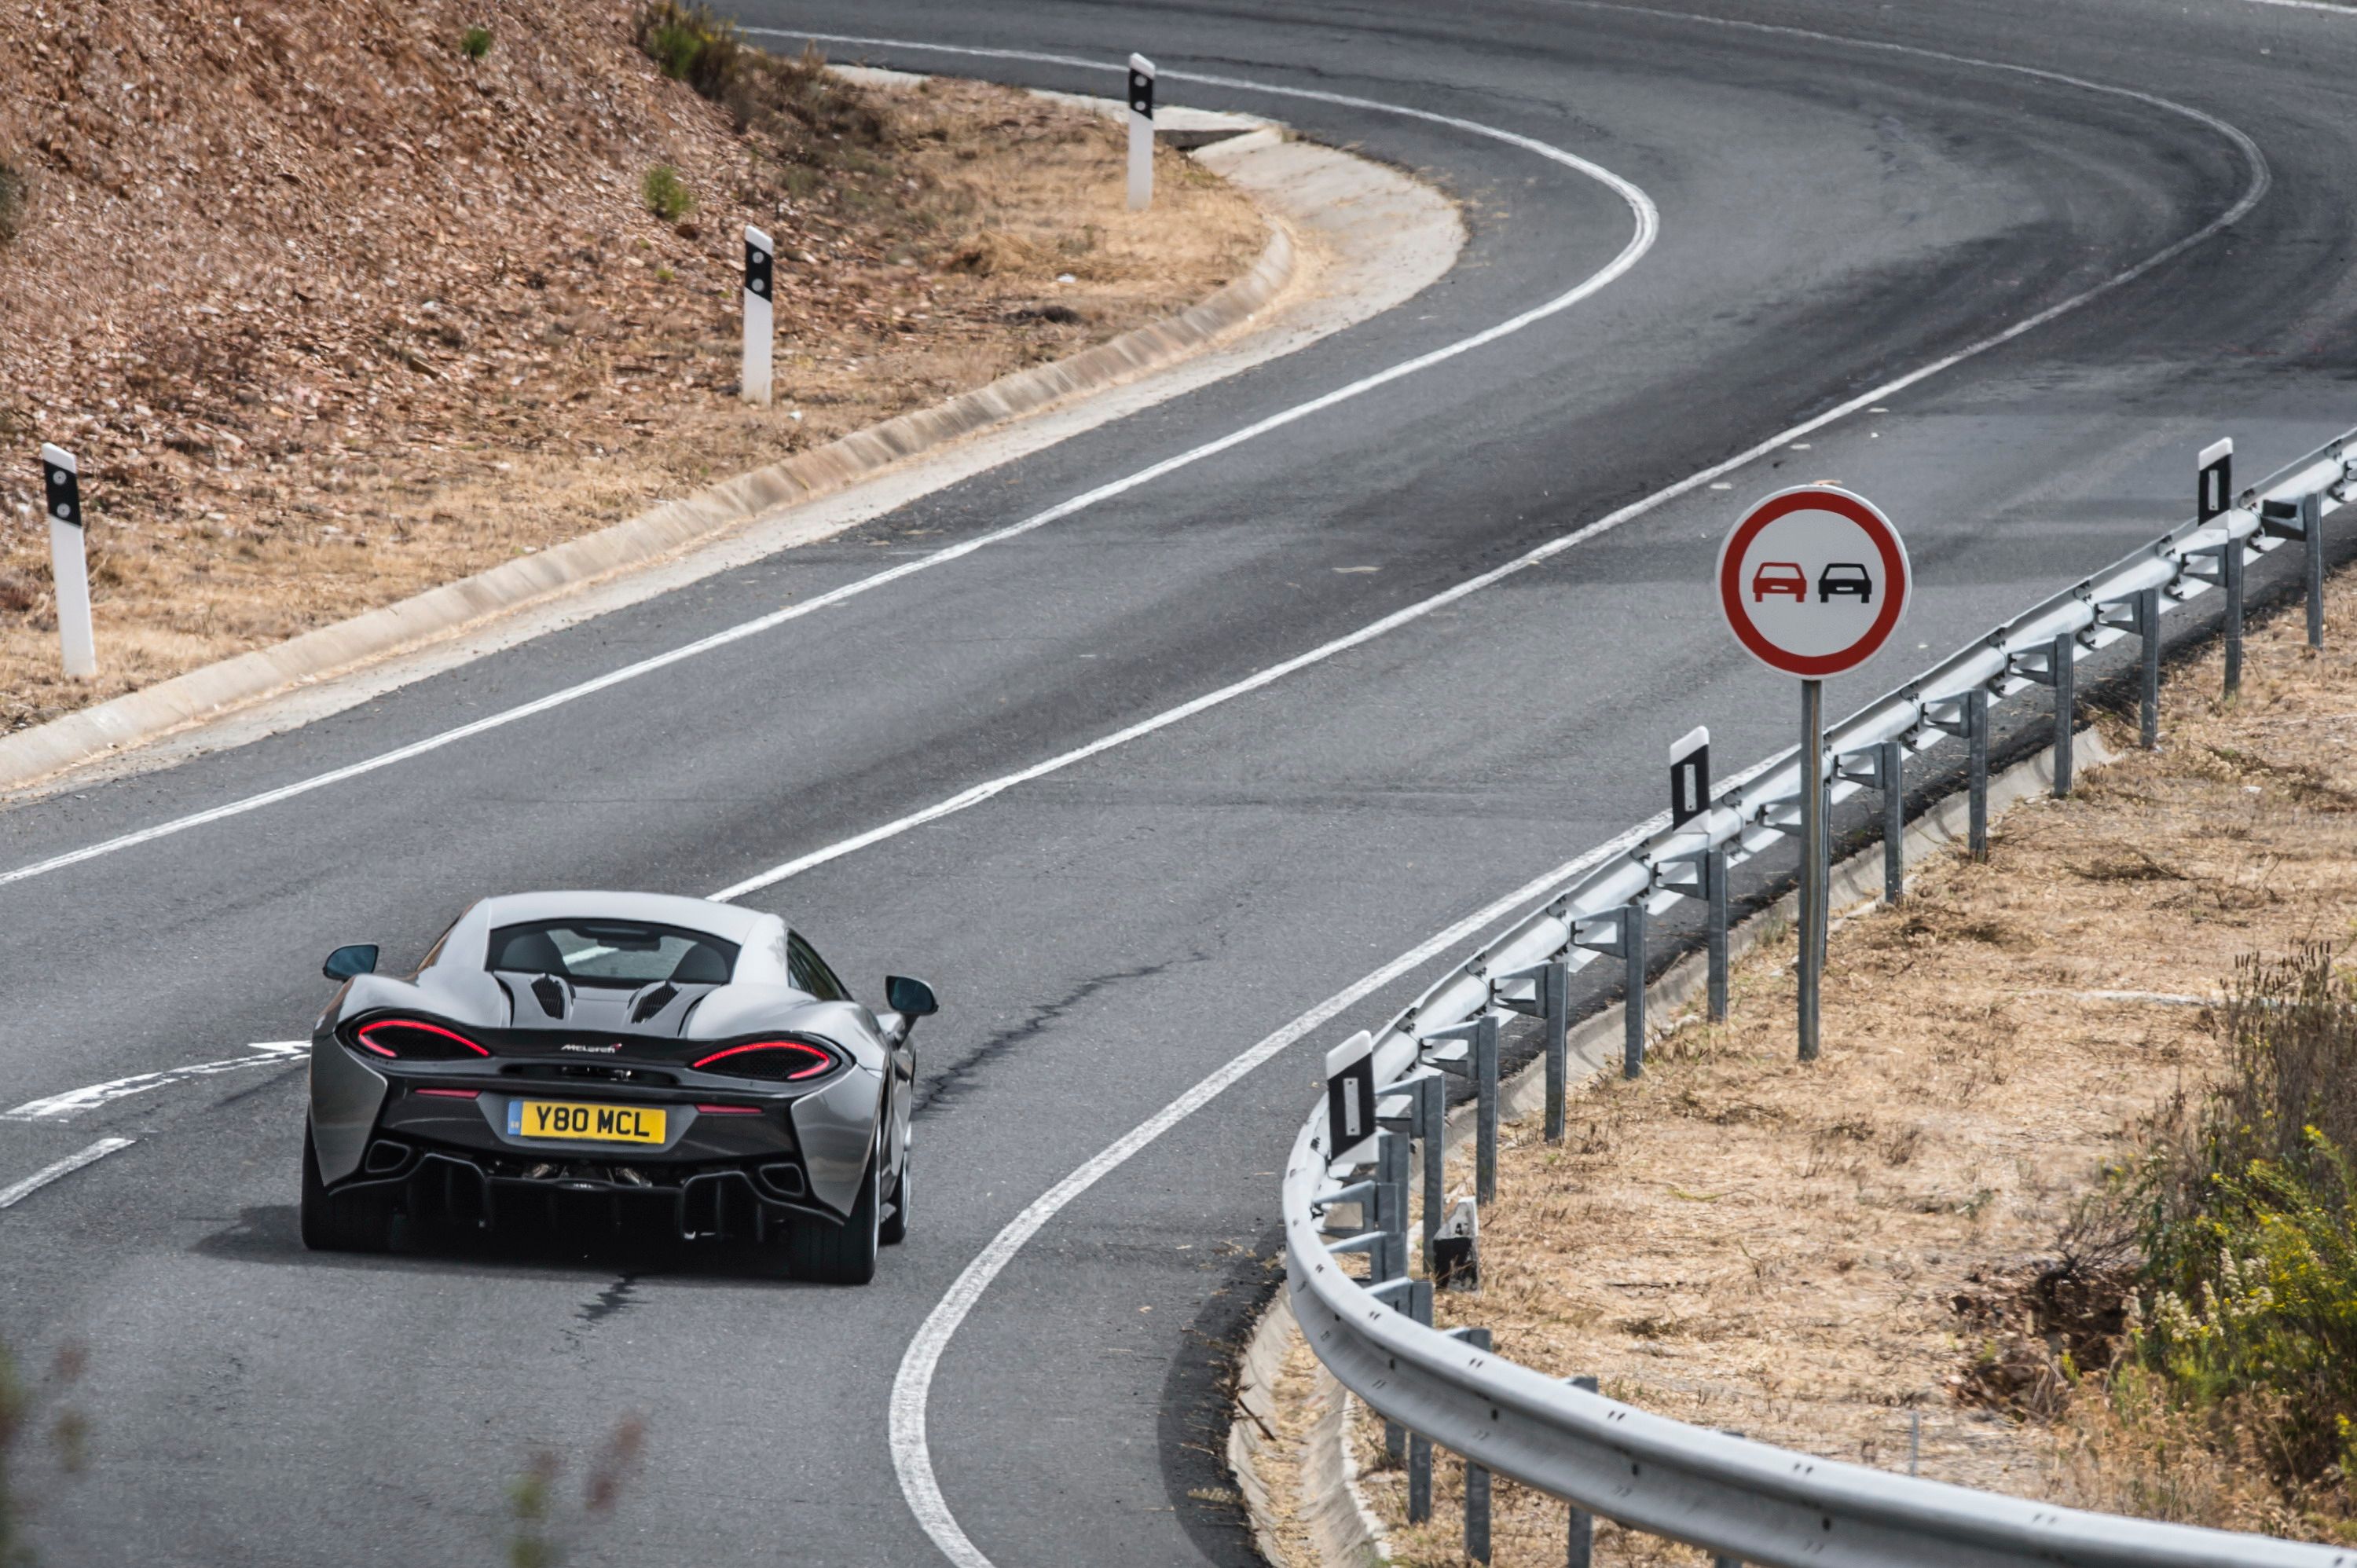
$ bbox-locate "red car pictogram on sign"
[1750,562,1808,603]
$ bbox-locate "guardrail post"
[1376,1125,1409,1283]
[1878,739,1904,903]
[2267,489,2330,651]
[1408,1280,1435,1522]
[1456,1326,1494,1562]
[1420,1072,1444,1270]
[1543,959,1569,1142]
[1376,1126,1409,1461]
[2051,629,2075,797]
[2306,489,2326,650]
[2224,519,2246,700]
[1710,1437,1745,1567]
[1566,1374,1598,1567]
[1574,906,1647,1078]
[2138,587,2162,748]
[1565,1367,1603,1565]
[1475,1015,1500,1203]
[1967,686,1989,862]
[1706,846,1729,1021]
[1623,903,1647,1077]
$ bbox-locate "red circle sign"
[1717,486,1910,676]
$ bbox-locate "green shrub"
[460,25,493,60]
[636,1,741,101]
[2128,947,2357,1489]
[640,164,693,222]
[0,157,24,248]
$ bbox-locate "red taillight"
[354,1018,490,1061]
[691,1039,834,1081]
[694,1104,764,1115]
[413,1087,480,1100]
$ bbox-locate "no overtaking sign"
[1717,486,1910,678]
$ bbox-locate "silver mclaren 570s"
[302,890,934,1284]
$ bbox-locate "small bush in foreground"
[640,165,692,222]
[2123,947,2357,1508]
[504,1416,645,1568]
[460,26,493,60]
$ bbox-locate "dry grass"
[1241,1328,1338,1568]
[1341,573,2357,1563]
[0,43,1259,731]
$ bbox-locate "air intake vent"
[532,976,566,1018]
[631,984,677,1024]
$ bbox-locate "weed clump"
[460,25,493,60]
[0,157,24,248]
[636,1,742,101]
[640,164,692,222]
[2122,947,2357,1497]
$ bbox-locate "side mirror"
[323,943,379,983]
[884,974,938,1018]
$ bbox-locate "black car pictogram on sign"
[1816,562,1871,604]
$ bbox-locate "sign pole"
[1717,485,1908,1067]
[1798,676,1824,1061]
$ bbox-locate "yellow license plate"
[506,1099,667,1145]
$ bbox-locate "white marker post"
[1126,53,1156,212]
[1323,1029,1376,1164]
[1669,725,1710,827]
[40,444,95,679]
[742,225,775,408]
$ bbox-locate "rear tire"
[300,1125,391,1254]
[880,1145,910,1247]
[791,1141,881,1284]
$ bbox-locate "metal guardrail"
[1281,427,2357,1567]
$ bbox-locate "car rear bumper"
[331,1132,841,1241]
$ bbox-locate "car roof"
[475,890,770,945]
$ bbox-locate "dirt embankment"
[0,1,1261,732]
[1303,574,2357,1563]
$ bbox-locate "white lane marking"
[702,32,2264,908]
[3,1041,306,1123]
[0,1138,136,1211]
[0,78,1657,896]
[885,814,1662,1567]
[828,29,2271,1568]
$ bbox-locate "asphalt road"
[6,2,2357,1563]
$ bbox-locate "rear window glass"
[487,920,739,987]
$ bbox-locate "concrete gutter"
[1237,727,2119,1566]
[1230,1289,1391,1567]
[0,83,1464,799]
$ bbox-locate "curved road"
[5,2,2356,1563]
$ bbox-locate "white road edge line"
[0,1138,137,1211]
[883,773,1762,1568]
[705,38,2267,903]
[2,1042,307,1123]
[0,64,1659,895]
[828,27,2271,1568]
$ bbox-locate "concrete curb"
[1229,1289,1391,1567]
[0,158,1295,795]
[1251,726,2120,1566]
